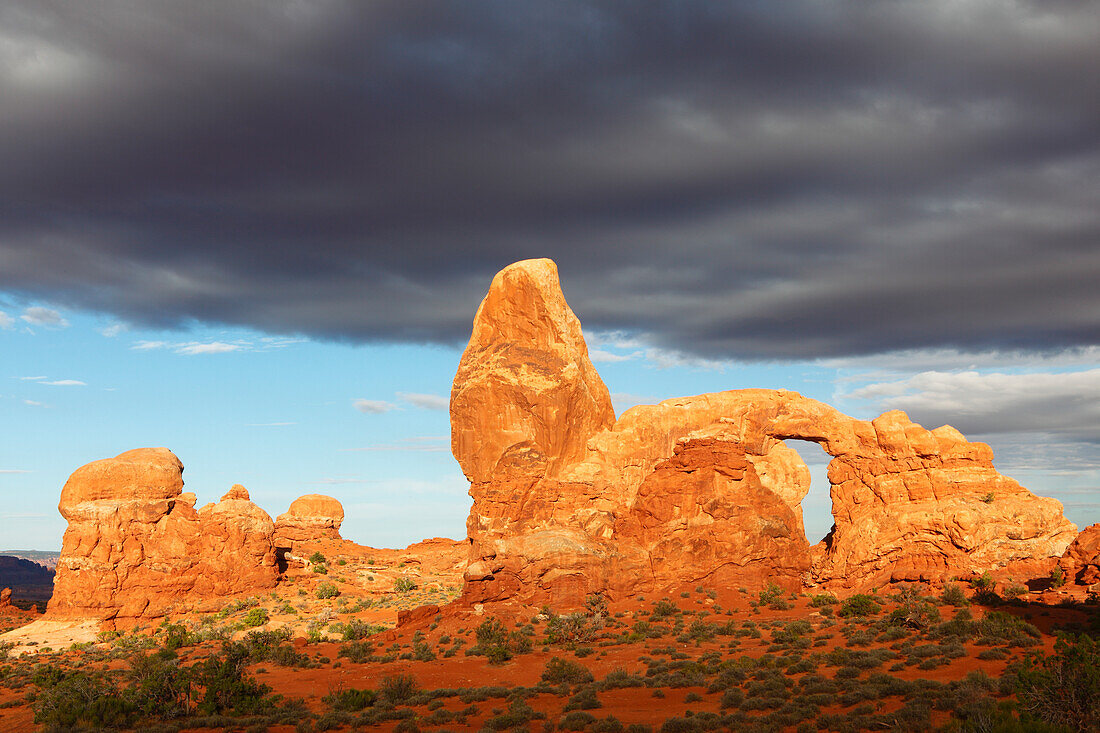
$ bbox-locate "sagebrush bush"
[940,584,969,607]
[542,656,595,685]
[838,594,881,618]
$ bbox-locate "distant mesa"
[0,555,54,609]
[450,258,1079,608]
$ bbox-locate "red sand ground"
[2,580,1095,732]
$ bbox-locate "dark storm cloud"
[1,0,1098,358]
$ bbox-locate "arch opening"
[783,439,835,545]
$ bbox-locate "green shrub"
[970,572,1000,604]
[324,687,377,711]
[309,551,327,564]
[316,582,339,599]
[809,593,838,608]
[838,594,881,618]
[564,685,601,711]
[977,611,1041,647]
[126,652,192,719]
[194,643,273,716]
[772,620,813,645]
[484,698,540,730]
[161,622,197,651]
[1016,633,1099,732]
[542,656,595,685]
[339,640,376,664]
[560,711,598,731]
[394,576,418,593]
[471,617,532,664]
[379,674,419,704]
[242,607,269,627]
[33,667,136,730]
[546,611,600,646]
[650,599,679,619]
[940,583,970,607]
[1049,567,1067,589]
[758,582,790,610]
[240,628,307,667]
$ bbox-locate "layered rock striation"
[48,449,278,622]
[452,259,1078,607]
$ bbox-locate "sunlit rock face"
[49,449,277,623]
[274,493,345,550]
[452,259,1078,608]
[1059,523,1100,586]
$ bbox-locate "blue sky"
[3,301,1097,551]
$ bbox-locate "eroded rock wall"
[48,449,278,622]
[453,259,1078,608]
[1059,523,1100,586]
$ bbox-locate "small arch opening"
[784,440,835,545]
[274,547,291,574]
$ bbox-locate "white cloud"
[585,330,647,350]
[643,347,732,371]
[589,349,643,363]
[840,368,1100,440]
[398,392,449,410]
[20,306,69,328]
[98,322,127,337]
[131,339,246,355]
[23,399,47,407]
[353,398,396,414]
[259,336,308,348]
[17,375,47,381]
[0,469,32,474]
[130,337,297,355]
[824,346,1100,379]
[0,311,13,330]
[175,341,243,355]
[611,392,655,412]
[43,379,86,386]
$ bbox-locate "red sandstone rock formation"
[451,258,615,484]
[1059,523,1100,586]
[48,449,278,622]
[0,588,11,609]
[453,259,1079,608]
[274,494,345,550]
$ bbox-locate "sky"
[1,1,1098,550]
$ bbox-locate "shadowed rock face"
[1059,523,1100,586]
[452,259,1079,608]
[49,449,277,623]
